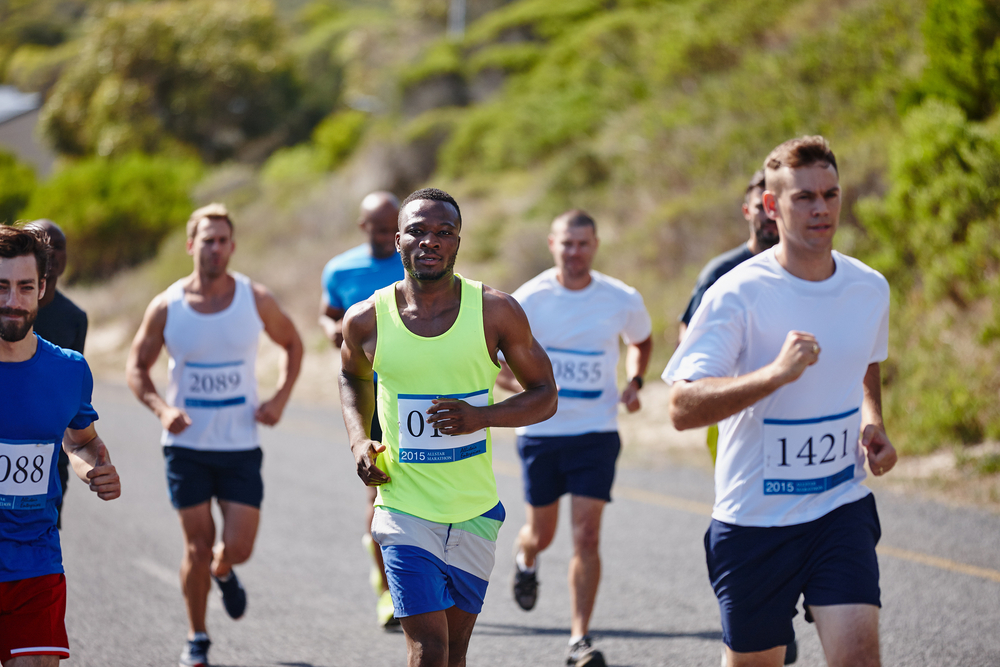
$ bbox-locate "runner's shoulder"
[343,295,378,332]
[35,336,89,372]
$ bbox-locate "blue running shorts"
[163,446,264,510]
[516,431,621,507]
[371,502,505,618]
[705,493,882,653]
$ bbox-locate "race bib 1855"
[0,442,54,510]
[182,361,247,409]
[762,408,861,495]
[546,348,605,400]
[397,390,489,464]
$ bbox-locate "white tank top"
[162,272,264,451]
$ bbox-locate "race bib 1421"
[0,442,54,510]
[762,408,861,495]
[396,390,489,464]
[546,348,605,400]
[182,361,247,409]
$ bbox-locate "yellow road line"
[495,461,1000,584]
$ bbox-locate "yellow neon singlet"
[373,275,501,523]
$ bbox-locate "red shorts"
[0,573,70,663]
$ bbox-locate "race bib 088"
[762,408,861,495]
[546,348,605,399]
[397,389,489,464]
[182,361,247,409]
[0,442,54,510]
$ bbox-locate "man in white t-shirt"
[497,210,652,667]
[663,136,897,667]
[127,204,303,667]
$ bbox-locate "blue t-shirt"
[0,336,98,582]
[679,244,755,326]
[321,244,405,311]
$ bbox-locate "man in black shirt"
[27,219,88,528]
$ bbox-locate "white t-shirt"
[512,268,652,437]
[662,249,889,527]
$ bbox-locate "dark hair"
[0,224,50,281]
[553,209,597,233]
[745,169,766,199]
[399,188,462,226]
[764,136,838,191]
[186,202,233,239]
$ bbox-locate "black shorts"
[705,493,882,653]
[163,446,264,510]
[516,431,621,506]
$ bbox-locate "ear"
[547,234,556,254]
[394,231,401,252]
[38,276,46,299]
[186,237,194,256]
[762,191,779,221]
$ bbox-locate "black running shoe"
[512,565,538,611]
[179,637,211,667]
[213,570,247,619]
[566,635,606,667]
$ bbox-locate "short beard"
[756,227,780,250]
[401,252,457,282]
[0,308,36,343]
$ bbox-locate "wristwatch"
[631,375,644,389]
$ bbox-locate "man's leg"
[568,495,605,639]
[4,657,60,667]
[367,486,389,592]
[809,604,880,667]
[399,606,478,667]
[516,500,559,568]
[724,646,786,667]
[211,500,260,577]
[178,502,216,637]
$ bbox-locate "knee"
[410,636,448,667]
[572,524,600,556]
[185,539,214,566]
[521,522,555,552]
[223,539,255,565]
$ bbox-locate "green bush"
[313,109,367,169]
[21,153,202,281]
[0,149,36,224]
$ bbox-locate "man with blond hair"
[127,203,303,667]
[663,136,897,667]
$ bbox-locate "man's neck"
[555,269,592,291]
[401,273,460,307]
[774,243,836,282]
[0,331,38,363]
[188,269,233,296]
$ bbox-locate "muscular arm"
[254,284,304,425]
[126,295,192,433]
[63,423,120,500]
[860,362,896,476]
[668,330,820,430]
[339,300,387,486]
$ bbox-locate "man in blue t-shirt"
[0,225,121,667]
[318,191,404,628]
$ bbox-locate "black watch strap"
[631,375,644,389]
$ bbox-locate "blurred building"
[0,85,55,176]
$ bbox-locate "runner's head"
[548,210,599,284]
[742,170,778,253]
[0,224,49,342]
[359,191,400,259]
[24,219,67,282]
[397,188,461,283]
[185,203,235,278]
[762,136,841,255]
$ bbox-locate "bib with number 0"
[762,407,861,495]
[547,348,605,399]
[182,361,247,409]
[397,390,489,464]
[0,442,54,510]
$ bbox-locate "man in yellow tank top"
[340,188,558,667]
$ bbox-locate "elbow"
[667,387,694,431]
[542,386,559,421]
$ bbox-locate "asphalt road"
[57,382,1000,667]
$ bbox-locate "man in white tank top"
[126,203,303,667]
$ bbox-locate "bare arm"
[620,335,653,413]
[668,330,820,430]
[319,300,347,348]
[63,424,120,501]
[860,362,896,476]
[677,321,687,345]
[427,290,557,435]
[495,360,523,393]
[253,283,303,426]
[126,295,192,434]
[339,299,387,486]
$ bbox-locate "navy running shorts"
[516,431,621,507]
[705,493,882,653]
[163,446,264,510]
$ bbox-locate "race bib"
[0,442,54,510]
[182,361,247,409]
[397,390,489,463]
[547,348,605,399]
[762,408,861,495]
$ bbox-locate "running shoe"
[212,570,247,619]
[566,636,606,667]
[512,558,538,611]
[179,637,211,667]
[377,589,400,629]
